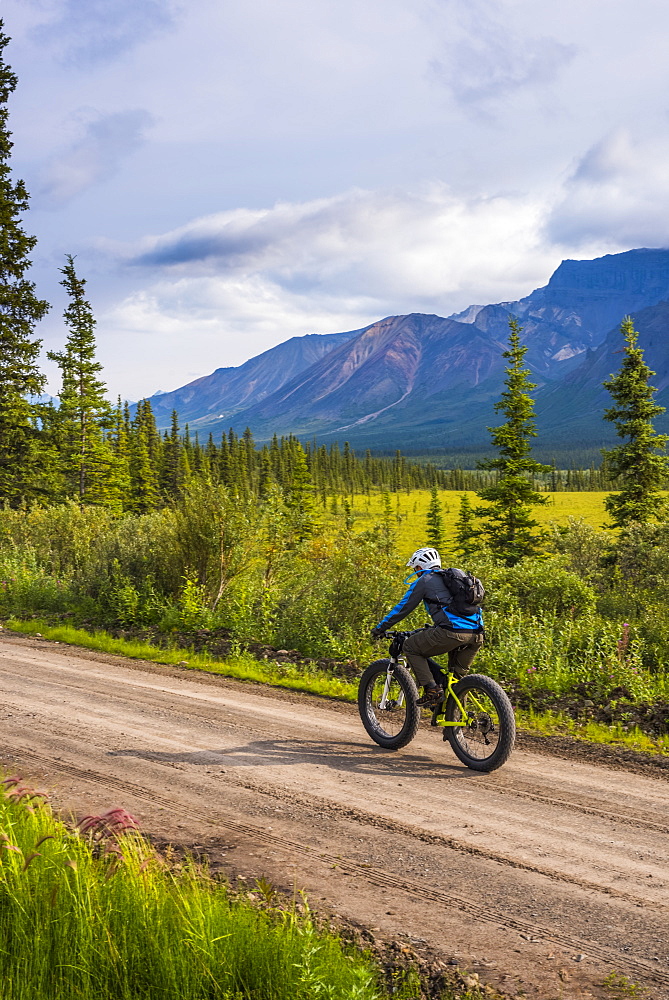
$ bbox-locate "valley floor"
[349,490,612,553]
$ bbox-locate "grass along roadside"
[5,617,669,759]
[515,707,669,757]
[2,617,359,702]
[0,771,506,1000]
[0,774,387,1000]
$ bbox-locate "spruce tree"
[476,317,550,564]
[129,400,161,511]
[205,433,218,480]
[342,498,354,531]
[454,493,478,561]
[109,398,131,490]
[0,24,50,504]
[602,316,669,527]
[160,409,188,499]
[258,447,273,499]
[47,255,113,501]
[426,485,444,549]
[284,438,316,539]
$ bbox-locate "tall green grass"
[0,778,381,1000]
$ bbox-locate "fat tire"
[358,659,420,750]
[445,673,515,772]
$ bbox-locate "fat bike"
[357,629,515,772]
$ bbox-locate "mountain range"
[142,248,669,459]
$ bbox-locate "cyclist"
[371,547,483,707]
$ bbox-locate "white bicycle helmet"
[406,547,441,572]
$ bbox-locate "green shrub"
[479,609,657,702]
[267,527,401,659]
[477,554,596,618]
[549,516,610,584]
[0,552,73,616]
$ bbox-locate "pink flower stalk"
[78,807,140,842]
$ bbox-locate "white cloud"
[91,183,567,397]
[547,130,669,248]
[127,184,553,300]
[36,109,154,207]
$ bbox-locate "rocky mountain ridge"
[140,247,669,454]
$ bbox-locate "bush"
[0,552,72,616]
[479,609,656,703]
[549,516,610,584]
[480,555,597,618]
[260,527,402,659]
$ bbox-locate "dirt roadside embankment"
[2,630,669,999]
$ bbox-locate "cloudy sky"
[4,0,669,399]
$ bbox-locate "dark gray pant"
[402,626,484,687]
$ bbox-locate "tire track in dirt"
[3,681,668,905]
[8,745,669,991]
[4,669,668,836]
[472,779,669,835]
[198,770,669,910]
[5,706,665,904]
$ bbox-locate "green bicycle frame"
[433,673,474,727]
[383,659,488,727]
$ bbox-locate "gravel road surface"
[1,630,669,999]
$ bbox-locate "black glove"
[370,627,385,640]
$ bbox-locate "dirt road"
[2,630,669,999]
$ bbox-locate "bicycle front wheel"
[358,659,420,750]
[444,674,515,772]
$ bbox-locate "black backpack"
[437,567,485,617]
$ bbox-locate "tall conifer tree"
[160,410,188,498]
[47,256,114,501]
[0,25,50,504]
[129,400,161,511]
[476,317,549,564]
[284,438,316,539]
[426,485,444,549]
[602,316,669,526]
[454,493,478,561]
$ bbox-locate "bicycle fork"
[378,661,405,710]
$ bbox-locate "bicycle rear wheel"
[444,674,515,772]
[358,659,420,750]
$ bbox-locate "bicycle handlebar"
[374,626,428,639]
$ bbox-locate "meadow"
[345,490,613,556]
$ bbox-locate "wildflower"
[78,808,140,853]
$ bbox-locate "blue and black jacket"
[374,568,483,633]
